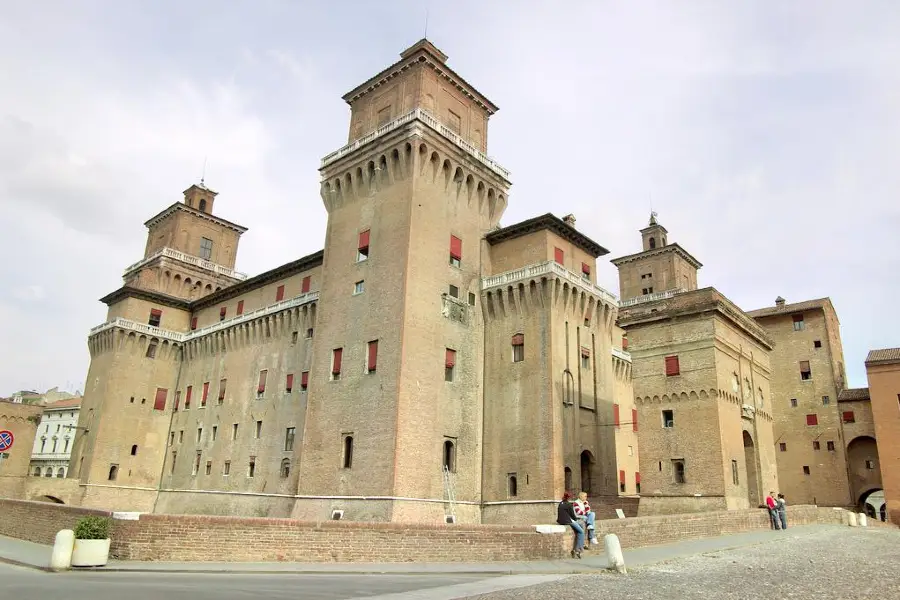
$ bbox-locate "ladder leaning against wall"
[442,465,457,523]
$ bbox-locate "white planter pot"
[71,539,111,567]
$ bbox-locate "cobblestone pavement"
[469,527,900,600]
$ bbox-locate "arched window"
[443,440,456,473]
[280,459,291,478]
[108,464,118,481]
[33,468,41,477]
[44,468,53,478]
[673,460,686,484]
[649,237,657,249]
[508,474,518,498]
[131,445,138,456]
[343,436,354,469]
[564,466,573,492]
[56,468,65,478]
[199,198,207,213]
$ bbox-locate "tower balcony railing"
[481,260,619,307]
[320,108,511,180]
[619,288,685,308]
[89,292,319,343]
[123,247,248,280]
[612,347,632,363]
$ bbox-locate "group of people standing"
[556,491,599,559]
[765,491,788,530]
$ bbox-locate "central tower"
[294,40,511,523]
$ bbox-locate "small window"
[508,474,518,497]
[790,398,798,408]
[285,427,295,451]
[806,414,818,426]
[199,237,213,260]
[332,348,343,380]
[201,381,209,407]
[197,427,203,444]
[512,334,524,363]
[367,340,378,373]
[554,247,564,265]
[220,306,227,321]
[354,280,365,295]
[673,460,685,484]
[443,439,456,473]
[468,292,476,306]
[205,460,212,475]
[190,317,198,331]
[827,441,835,451]
[803,465,811,475]
[255,420,262,439]
[445,349,456,382]
[343,435,354,469]
[865,460,875,470]
[148,308,162,327]
[635,472,641,494]
[301,276,311,294]
[662,409,674,428]
[731,459,739,485]
[581,347,590,369]
[276,285,285,302]
[146,341,158,359]
[169,432,175,446]
[292,331,298,344]
[665,355,680,376]
[232,423,238,440]
[218,379,226,404]
[301,371,309,391]
[153,387,167,411]
[211,426,217,441]
[306,328,314,339]
[179,430,184,443]
[449,235,462,267]
[108,464,119,481]
[131,444,138,456]
[649,237,657,249]
[813,340,822,349]
[799,361,811,380]
[286,373,294,393]
[257,370,267,397]
[357,229,370,262]
[237,300,244,315]
[813,441,821,450]
[792,313,805,331]
[842,411,855,423]
[448,284,459,299]
[619,470,626,493]
[822,395,830,406]
[223,461,231,476]
[280,459,291,478]
[581,263,591,279]
[170,453,176,474]
[779,442,787,452]
[248,458,256,478]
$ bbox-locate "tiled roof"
[485,213,609,257]
[838,388,869,402]
[746,298,831,319]
[47,397,82,409]
[866,348,900,365]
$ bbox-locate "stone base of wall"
[23,477,82,505]
[638,495,729,516]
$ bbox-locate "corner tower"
[295,40,510,523]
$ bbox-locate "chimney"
[775,296,785,307]
[562,214,576,228]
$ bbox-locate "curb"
[72,565,609,576]
[0,555,52,573]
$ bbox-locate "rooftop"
[838,388,870,402]
[144,202,248,234]
[746,297,833,319]
[610,242,702,269]
[865,348,900,366]
[46,397,82,410]
[486,213,609,258]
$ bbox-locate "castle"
[60,40,890,524]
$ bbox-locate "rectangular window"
[358,229,370,261]
[581,262,591,279]
[803,465,810,475]
[149,308,162,327]
[662,409,674,428]
[673,460,686,484]
[232,424,238,440]
[512,334,524,363]
[468,292,476,306]
[199,237,213,260]
[192,452,201,476]
[301,276,311,294]
[169,432,175,446]
[732,460,739,485]
[219,306,227,321]
[827,441,835,451]
[448,284,459,298]
[580,347,590,369]
[223,461,230,476]
[276,285,285,302]
[813,340,822,348]
[179,430,184,443]
[842,411,855,423]
[285,427,296,451]
[170,454,176,474]
[619,469,626,493]
[255,421,262,439]
[201,382,209,407]
[205,461,212,476]
[368,340,378,373]
[185,385,192,409]
[865,460,875,470]
[190,317,198,330]
[790,398,798,408]
[449,235,462,267]
[197,427,203,444]
[146,341,157,359]
[799,361,811,380]
[211,425,217,441]
[248,458,256,478]
[779,442,787,452]
[632,408,638,432]
[813,441,821,450]
[153,388,167,411]
[447,109,461,133]
[218,379,226,404]
[822,395,830,406]
[554,247,564,265]
[301,371,309,391]
[792,313,805,331]
[332,348,343,379]
[613,403,620,427]
[286,373,294,393]
[665,355,680,376]
[237,300,244,315]
[354,280,365,295]
[445,348,456,382]
[257,370,267,396]
[806,413,818,426]
[635,472,641,494]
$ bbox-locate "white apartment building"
[29,398,81,478]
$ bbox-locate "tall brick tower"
[70,184,247,511]
[293,40,511,523]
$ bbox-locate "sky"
[1,1,898,394]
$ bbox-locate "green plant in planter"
[74,516,111,540]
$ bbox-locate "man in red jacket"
[765,491,780,530]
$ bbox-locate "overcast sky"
[1,1,898,394]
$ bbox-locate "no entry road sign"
[0,430,13,452]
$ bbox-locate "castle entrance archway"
[743,431,760,507]
[580,450,594,495]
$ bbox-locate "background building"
[0,400,42,500]
[29,397,81,478]
[863,348,900,525]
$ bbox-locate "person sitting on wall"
[765,491,781,530]
[573,491,599,548]
[557,492,584,559]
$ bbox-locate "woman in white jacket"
[573,491,599,547]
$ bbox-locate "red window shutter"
[358,229,370,250]
[842,411,855,423]
[332,349,343,375]
[190,317,198,330]
[258,370,268,393]
[301,371,309,389]
[286,374,294,391]
[613,403,620,427]
[619,469,626,484]
[581,346,590,358]
[174,390,181,411]
[632,408,638,432]
[635,472,641,484]
[218,380,226,400]
[237,300,244,315]
[445,349,456,368]
[185,385,192,408]
[806,414,818,426]
[665,356,680,376]
[150,309,162,317]
[276,285,285,302]
[582,262,590,275]
[449,235,462,260]
[153,388,167,411]
[368,341,378,371]
[554,247,564,265]
[622,336,629,350]
[201,382,209,406]
[512,334,524,346]
[301,276,311,294]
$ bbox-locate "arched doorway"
[847,436,881,506]
[580,450,594,495]
[742,431,760,507]
[860,489,885,521]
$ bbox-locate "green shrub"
[74,516,111,540]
